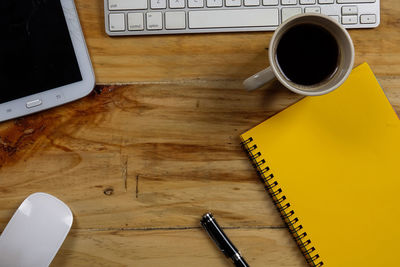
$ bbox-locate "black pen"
[200,213,250,267]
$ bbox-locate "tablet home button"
[26,99,42,108]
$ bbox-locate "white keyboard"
[104,0,380,36]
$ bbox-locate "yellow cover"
[240,63,400,266]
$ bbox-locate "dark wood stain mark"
[108,85,155,115]
[0,120,47,167]
[136,174,139,199]
[47,137,74,153]
[94,86,104,95]
[0,85,120,168]
[121,155,128,192]
[0,186,11,194]
[104,187,114,196]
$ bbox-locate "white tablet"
[0,0,95,122]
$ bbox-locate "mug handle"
[243,67,275,91]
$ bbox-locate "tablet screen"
[0,0,83,104]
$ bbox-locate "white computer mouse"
[0,193,73,267]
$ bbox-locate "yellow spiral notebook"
[240,63,400,266]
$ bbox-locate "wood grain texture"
[0,0,400,266]
[52,228,305,267]
[0,82,298,230]
[1,77,399,266]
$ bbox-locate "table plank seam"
[94,75,400,87]
[73,226,286,232]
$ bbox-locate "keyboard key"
[360,14,376,24]
[188,0,204,7]
[109,0,147,10]
[226,0,242,6]
[147,12,163,29]
[281,0,297,4]
[189,9,279,28]
[105,0,380,36]
[245,0,260,5]
[329,15,340,23]
[342,15,357,24]
[128,13,144,30]
[207,0,223,7]
[151,0,167,9]
[109,13,125,31]
[165,12,186,29]
[337,0,374,3]
[263,0,278,5]
[170,0,185,8]
[342,6,358,15]
[305,6,320,13]
[282,7,302,22]
[300,0,316,4]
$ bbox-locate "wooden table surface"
[1,1,399,266]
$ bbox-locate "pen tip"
[200,212,214,224]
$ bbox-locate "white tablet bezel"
[0,0,95,122]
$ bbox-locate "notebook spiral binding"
[241,137,323,267]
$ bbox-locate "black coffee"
[276,23,339,86]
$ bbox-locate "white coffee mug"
[243,13,355,96]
